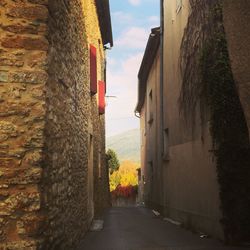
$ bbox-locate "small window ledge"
[162,153,170,162]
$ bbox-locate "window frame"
[147,89,154,124]
[163,128,170,161]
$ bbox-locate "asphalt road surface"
[78,207,249,250]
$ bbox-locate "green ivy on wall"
[180,0,250,243]
[200,12,250,243]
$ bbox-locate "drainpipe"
[160,0,164,212]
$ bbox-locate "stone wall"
[83,0,110,218]
[42,0,91,248]
[0,0,110,249]
[0,0,48,248]
[93,114,110,218]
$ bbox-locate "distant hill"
[106,129,140,163]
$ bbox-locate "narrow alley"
[78,207,246,250]
[0,0,250,249]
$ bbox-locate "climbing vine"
[180,0,250,243]
[179,0,218,124]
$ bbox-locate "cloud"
[106,0,160,136]
[128,0,141,6]
[107,57,117,67]
[148,15,160,26]
[115,27,149,49]
[106,53,143,136]
[112,11,133,24]
[107,52,143,106]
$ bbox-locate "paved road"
[78,207,249,250]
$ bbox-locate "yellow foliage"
[109,161,139,191]
[109,171,121,192]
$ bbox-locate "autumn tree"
[106,149,120,174]
[109,160,139,191]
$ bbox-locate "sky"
[105,0,160,137]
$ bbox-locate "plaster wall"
[142,50,163,211]
[139,106,146,203]
[222,0,250,139]
[161,0,223,239]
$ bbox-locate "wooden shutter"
[98,81,105,115]
[90,44,97,95]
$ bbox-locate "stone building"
[136,0,250,243]
[0,0,112,249]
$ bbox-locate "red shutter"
[90,44,97,94]
[98,81,105,115]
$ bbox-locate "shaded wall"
[139,106,146,203]
[162,0,223,239]
[141,50,163,211]
[139,0,250,241]
[223,0,250,138]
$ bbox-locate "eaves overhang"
[135,27,160,113]
[95,0,113,47]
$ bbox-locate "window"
[98,150,102,178]
[163,128,170,161]
[141,129,144,146]
[148,160,153,180]
[176,0,182,14]
[148,90,153,124]
[137,168,141,182]
[88,134,94,209]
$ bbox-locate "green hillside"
[106,129,140,163]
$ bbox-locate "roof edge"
[95,0,113,47]
[135,27,160,113]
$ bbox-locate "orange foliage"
[111,185,138,198]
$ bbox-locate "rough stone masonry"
[0,0,111,249]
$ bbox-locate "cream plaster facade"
[138,0,223,240]
[161,0,223,239]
